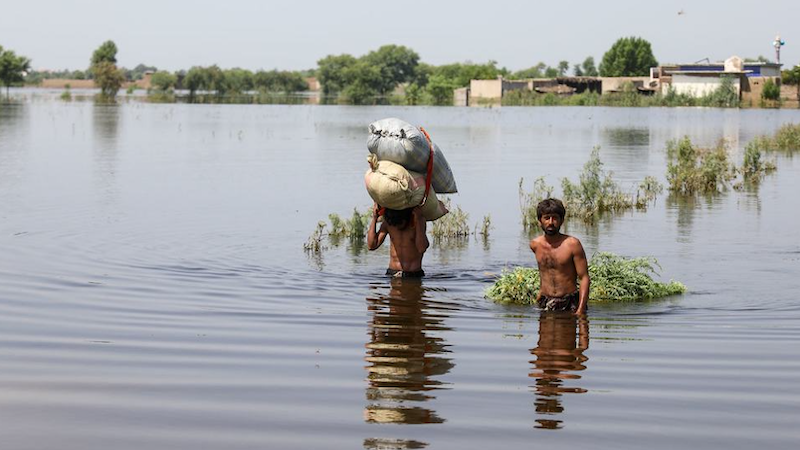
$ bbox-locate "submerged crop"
[486,252,686,305]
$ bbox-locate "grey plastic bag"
[367,118,458,194]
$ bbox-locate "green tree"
[205,65,227,97]
[91,40,118,65]
[254,70,308,93]
[362,44,420,95]
[92,61,125,99]
[182,66,208,100]
[89,41,124,100]
[581,57,599,76]
[0,46,32,99]
[425,74,458,106]
[150,71,177,91]
[599,37,658,77]
[557,60,569,76]
[223,68,254,94]
[513,62,546,79]
[544,66,559,78]
[317,54,357,95]
[339,60,381,104]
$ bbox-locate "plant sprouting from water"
[666,137,736,195]
[750,123,800,154]
[520,148,662,225]
[519,177,554,230]
[476,214,492,238]
[303,221,327,253]
[431,198,471,240]
[486,253,687,305]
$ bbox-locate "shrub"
[666,137,736,194]
[761,78,780,101]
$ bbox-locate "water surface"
[1,101,799,449]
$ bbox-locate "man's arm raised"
[367,204,388,251]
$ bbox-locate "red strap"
[418,127,435,205]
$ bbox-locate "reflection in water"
[363,437,428,450]
[529,312,589,430]
[602,127,650,147]
[92,104,120,202]
[364,279,454,426]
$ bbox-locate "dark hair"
[537,198,566,220]
[384,208,413,229]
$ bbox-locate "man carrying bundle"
[530,199,590,315]
[367,204,429,278]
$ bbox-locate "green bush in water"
[486,252,686,305]
[666,137,736,195]
[750,123,800,153]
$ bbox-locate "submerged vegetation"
[303,208,370,254]
[666,138,736,195]
[486,253,687,305]
[749,123,800,153]
[666,135,779,195]
[305,201,492,253]
[520,147,663,227]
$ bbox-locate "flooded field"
[1,99,799,449]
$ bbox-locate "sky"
[1,0,797,72]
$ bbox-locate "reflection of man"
[530,312,589,429]
[363,278,453,425]
[529,198,590,315]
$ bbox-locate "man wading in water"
[367,203,429,278]
[529,199,590,315]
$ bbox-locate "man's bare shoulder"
[529,235,545,250]
[564,235,586,253]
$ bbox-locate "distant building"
[652,56,782,103]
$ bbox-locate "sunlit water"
[1,97,799,449]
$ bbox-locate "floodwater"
[1,98,799,449]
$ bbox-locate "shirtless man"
[367,204,429,278]
[529,199,590,315]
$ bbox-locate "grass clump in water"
[739,141,777,182]
[520,148,663,225]
[486,252,687,305]
[750,123,800,153]
[304,208,371,253]
[431,198,470,240]
[328,208,371,240]
[666,137,736,195]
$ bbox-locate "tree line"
[5,36,799,104]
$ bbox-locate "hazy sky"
[1,0,797,72]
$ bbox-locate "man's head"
[536,198,566,236]
[384,208,413,229]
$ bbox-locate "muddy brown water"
[1,98,799,449]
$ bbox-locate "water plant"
[60,88,72,101]
[476,214,492,238]
[750,123,800,153]
[431,198,470,239]
[486,252,687,305]
[303,221,327,253]
[519,177,553,230]
[520,148,663,225]
[328,208,371,240]
[666,137,736,195]
[739,141,776,181]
